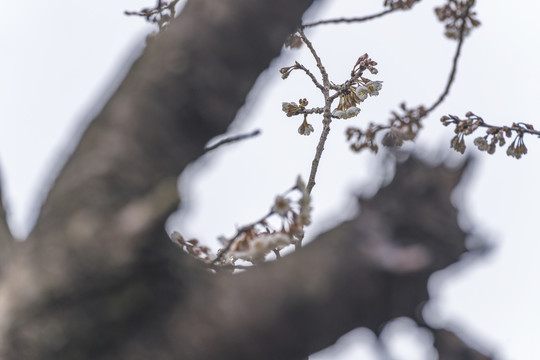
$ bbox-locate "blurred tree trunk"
[0,1,492,359]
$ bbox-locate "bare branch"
[302,8,396,28]
[295,62,325,92]
[296,28,334,196]
[426,0,475,114]
[204,129,261,153]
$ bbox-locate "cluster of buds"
[171,177,312,268]
[506,133,528,159]
[441,112,483,154]
[434,0,480,39]
[282,98,308,117]
[282,99,319,136]
[345,103,425,153]
[346,123,382,153]
[352,53,379,77]
[382,103,426,147]
[279,61,301,80]
[384,0,419,10]
[441,112,535,159]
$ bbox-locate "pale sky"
[1,1,540,359]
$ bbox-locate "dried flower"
[284,33,303,49]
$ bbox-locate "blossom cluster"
[383,103,426,146]
[331,54,382,119]
[346,103,425,153]
[171,177,312,267]
[434,0,480,40]
[216,176,312,265]
[332,79,383,120]
[441,112,537,159]
[281,98,320,135]
[282,98,309,117]
[280,53,382,136]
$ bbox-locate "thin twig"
[295,63,325,92]
[425,1,473,115]
[298,28,331,89]
[204,129,261,153]
[297,28,334,195]
[448,116,540,138]
[303,8,396,28]
[306,114,332,195]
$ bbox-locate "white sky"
[2,1,540,359]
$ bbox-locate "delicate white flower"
[366,81,383,96]
[345,107,361,118]
[332,109,345,119]
[355,85,369,101]
[272,195,291,217]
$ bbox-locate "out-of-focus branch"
[302,0,421,28]
[303,8,396,28]
[204,129,261,153]
[426,0,477,114]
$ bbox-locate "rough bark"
[0,1,493,359]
